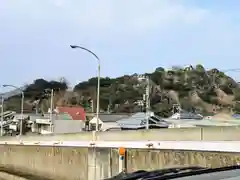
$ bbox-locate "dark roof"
[117,112,169,129]
[98,114,130,122]
[57,106,86,120]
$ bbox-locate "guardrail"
[1,140,240,153]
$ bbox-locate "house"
[30,114,85,135]
[29,106,86,134]
[117,112,169,130]
[88,113,130,131]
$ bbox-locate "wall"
[0,126,240,179]
[54,120,84,134]
[123,149,240,171]
[2,126,240,141]
[0,145,240,180]
[0,145,88,180]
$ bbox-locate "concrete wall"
[123,149,240,171]
[0,145,88,180]
[2,126,240,141]
[54,120,84,134]
[0,145,240,179]
[0,126,239,179]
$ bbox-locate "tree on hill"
[4,78,68,112]
[73,65,240,114]
[4,65,240,116]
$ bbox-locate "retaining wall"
[0,126,240,179]
[1,126,240,141]
[0,145,240,179]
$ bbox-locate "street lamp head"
[70,45,78,49]
[2,85,8,87]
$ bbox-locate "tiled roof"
[57,106,86,120]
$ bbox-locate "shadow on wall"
[0,164,62,180]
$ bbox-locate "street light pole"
[96,62,100,131]
[70,45,101,180]
[70,45,101,132]
[3,85,24,136]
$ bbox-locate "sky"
[1,0,240,91]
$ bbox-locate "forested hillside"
[4,65,240,117]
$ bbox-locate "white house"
[88,114,130,131]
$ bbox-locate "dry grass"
[215,88,234,105]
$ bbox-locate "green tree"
[234,102,240,113]
[234,89,240,101]
[196,64,205,72]
[155,67,165,72]
[6,64,238,116]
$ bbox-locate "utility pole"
[49,89,54,133]
[107,104,110,113]
[35,103,38,115]
[91,99,94,113]
[108,84,113,114]
[138,74,151,129]
[145,76,150,130]
[19,91,24,136]
[0,97,4,136]
[107,98,112,113]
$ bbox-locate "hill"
[3,65,240,117]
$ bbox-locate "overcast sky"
[1,0,240,91]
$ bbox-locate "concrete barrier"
[97,128,202,141]
[201,126,240,140]
[123,149,240,171]
[1,126,240,141]
[99,126,240,141]
[0,126,239,179]
[0,145,240,180]
[0,145,88,180]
